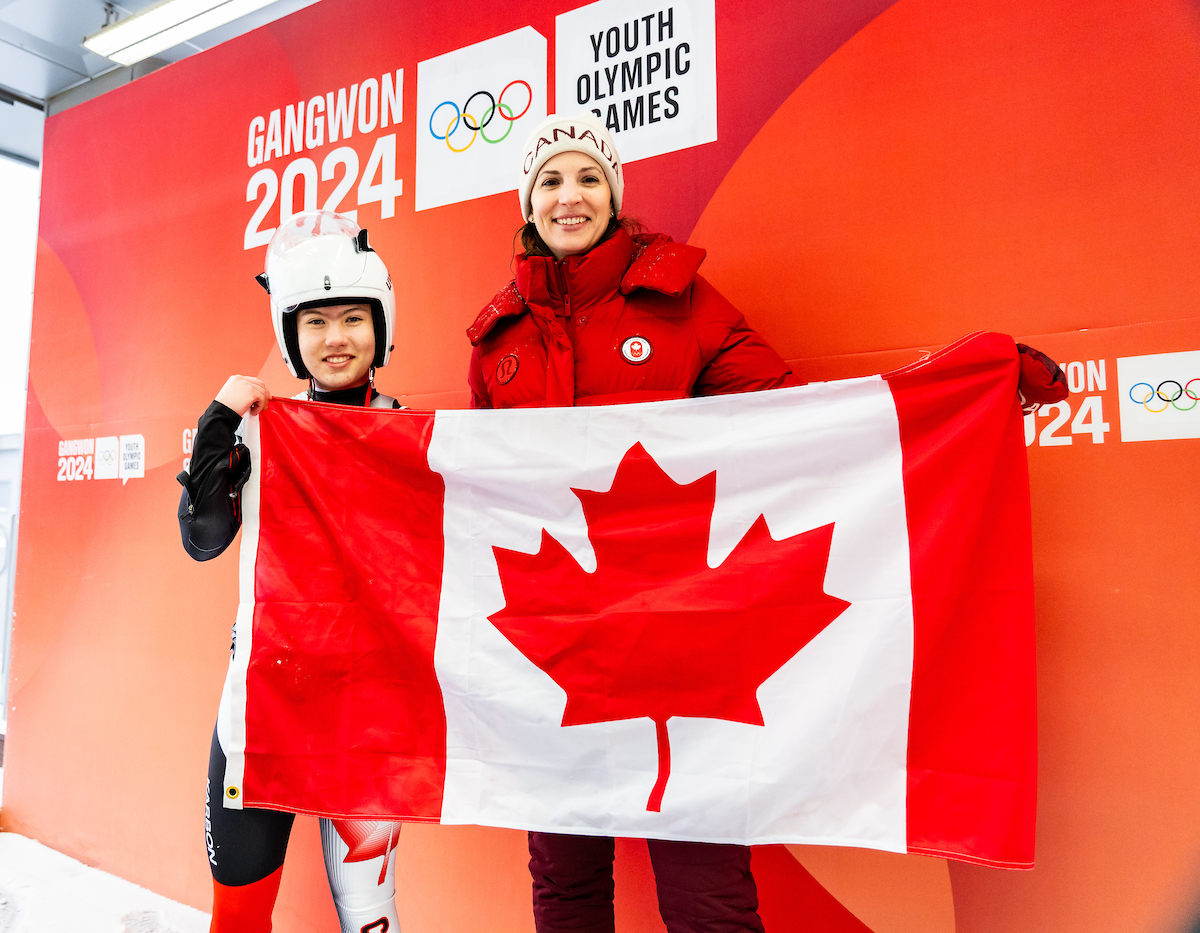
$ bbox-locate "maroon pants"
[528,832,766,933]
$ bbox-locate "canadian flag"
[218,332,1035,868]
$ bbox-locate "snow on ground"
[0,833,209,933]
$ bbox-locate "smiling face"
[529,151,613,260]
[296,302,376,392]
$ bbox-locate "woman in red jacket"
[468,111,785,933]
[467,113,1067,933]
[469,113,794,414]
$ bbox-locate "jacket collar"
[467,228,707,345]
[516,226,634,314]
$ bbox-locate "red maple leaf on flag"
[488,443,851,811]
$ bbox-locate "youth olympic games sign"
[557,0,717,164]
[415,27,548,211]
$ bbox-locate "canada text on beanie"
[517,112,624,219]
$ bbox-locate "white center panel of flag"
[426,380,913,848]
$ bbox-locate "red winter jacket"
[467,228,794,409]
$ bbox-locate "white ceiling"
[0,0,325,167]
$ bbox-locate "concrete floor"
[0,833,208,933]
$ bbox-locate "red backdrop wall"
[11,0,1200,930]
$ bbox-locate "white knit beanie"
[517,112,623,220]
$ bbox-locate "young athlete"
[179,210,403,933]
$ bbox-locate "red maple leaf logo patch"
[488,443,851,811]
[330,818,401,884]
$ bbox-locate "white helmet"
[257,210,395,379]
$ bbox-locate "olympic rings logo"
[428,80,533,153]
[1128,379,1200,412]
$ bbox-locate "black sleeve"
[177,401,252,561]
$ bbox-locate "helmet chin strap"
[304,369,376,405]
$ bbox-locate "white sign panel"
[416,27,548,211]
[1116,349,1200,442]
[556,0,717,164]
[119,434,145,483]
[94,436,119,480]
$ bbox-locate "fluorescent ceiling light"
[83,0,280,66]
